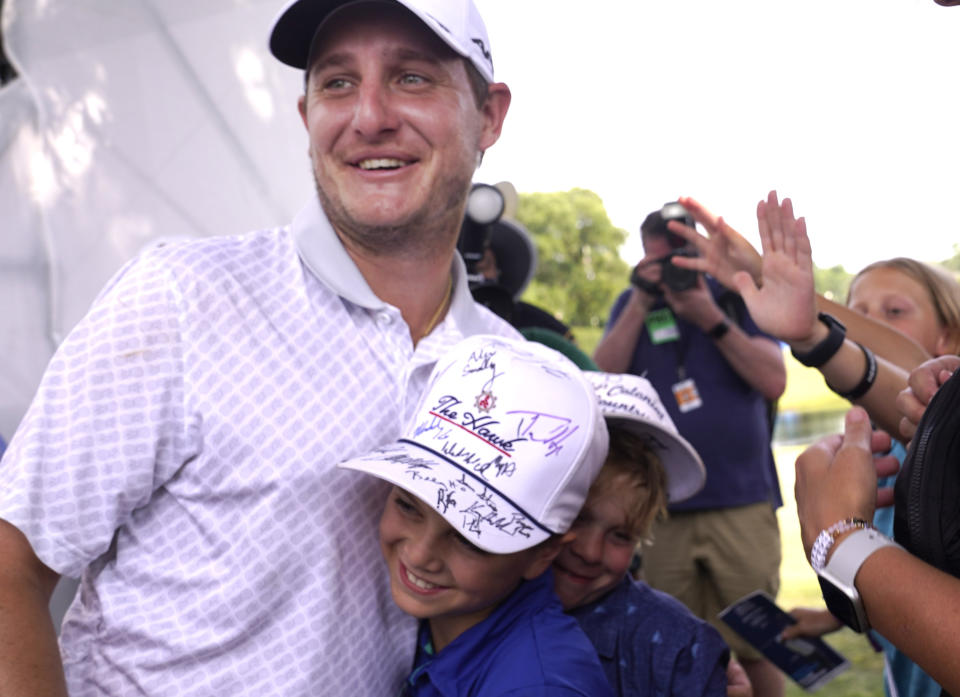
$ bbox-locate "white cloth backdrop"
[0,0,314,441]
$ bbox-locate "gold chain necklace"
[422,275,453,338]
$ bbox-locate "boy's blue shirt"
[401,568,614,697]
[569,574,729,697]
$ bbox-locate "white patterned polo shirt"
[0,197,520,696]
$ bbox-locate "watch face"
[817,576,869,633]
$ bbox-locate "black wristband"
[791,312,846,367]
[629,267,663,297]
[828,342,878,401]
[707,317,731,340]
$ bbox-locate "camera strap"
[671,325,702,412]
[644,306,702,413]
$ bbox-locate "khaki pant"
[640,502,781,660]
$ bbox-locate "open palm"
[675,195,763,290]
[733,191,817,343]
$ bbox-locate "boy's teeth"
[359,158,404,170]
[406,568,439,590]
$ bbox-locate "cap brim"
[269,0,495,83]
[605,417,706,503]
[269,0,343,69]
[338,439,552,554]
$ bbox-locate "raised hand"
[795,407,899,561]
[668,195,763,290]
[731,191,817,344]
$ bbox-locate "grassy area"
[571,325,605,357]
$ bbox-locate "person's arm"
[0,519,68,697]
[662,275,785,402]
[593,272,659,374]
[789,318,909,438]
[670,196,930,372]
[853,546,960,694]
[700,318,785,402]
[729,191,910,436]
[815,296,931,371]
[795,407,960,695]
[593,290,651,374]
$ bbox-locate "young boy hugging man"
[337,334,614,697]
[553,371,732,697]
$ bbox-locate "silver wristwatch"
[817,527,903,633]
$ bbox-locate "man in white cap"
[0,1,517,695]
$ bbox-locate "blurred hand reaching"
[731,191,818,345]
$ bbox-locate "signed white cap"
[268,0,496,82]
[338,335,608,554]
[585,371,706,503]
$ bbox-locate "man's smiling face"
[297,2,507,257]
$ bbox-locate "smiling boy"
[555,371,731,697]
[339,334,614,696]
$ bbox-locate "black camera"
[457,183,538,323]
[631,201,699,293]
[659,248,699,291]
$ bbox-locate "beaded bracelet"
[810,518,872,572]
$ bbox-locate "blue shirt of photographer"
[606,277,781,511]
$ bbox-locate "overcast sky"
[473,0,960,272]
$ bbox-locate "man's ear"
[297,94,308,128]
[476,82,511,153]
[521,534,569,581]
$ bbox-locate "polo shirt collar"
[290,196,486,332]
[418,570,557,696]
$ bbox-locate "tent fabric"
[0,0,313,438]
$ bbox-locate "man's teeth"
[406,568,439,590]
[358,158,405,170]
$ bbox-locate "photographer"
[458,183,597,369]
[593,203,786,697]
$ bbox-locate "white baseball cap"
[338,335,608,554]
[268,0,496,82]
[585,372,706,503]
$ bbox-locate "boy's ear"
[521,534,570,581]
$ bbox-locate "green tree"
[941,244,960,274]
[514,188,629,328]
[813,264,854,302]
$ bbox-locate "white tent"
[1,0,314,442]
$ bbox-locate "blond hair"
[587,425,668,544]
[848,258,960,355]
